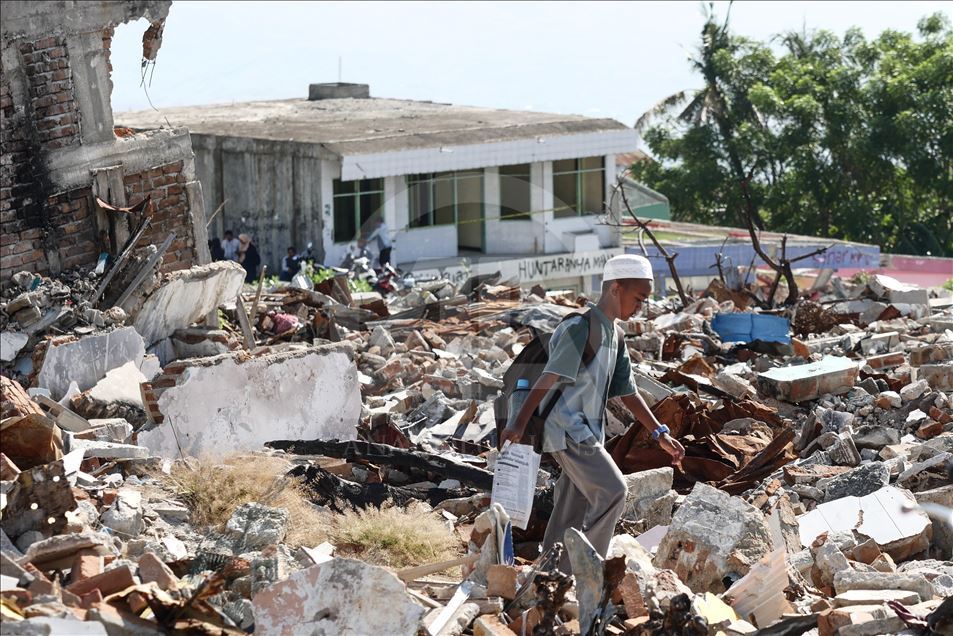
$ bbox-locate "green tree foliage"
[632,9,953,256]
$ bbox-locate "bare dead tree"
[738,179,831,307]
[608,173,691,308]
[713,235,730,286]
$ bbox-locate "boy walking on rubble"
[499,254,684,567]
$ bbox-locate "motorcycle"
[290,241,318,290]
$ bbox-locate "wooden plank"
[90,216,151,307]
[114,232,175,310]
[235,292,256,350]
[248,264,267,327]
[396,553,478,583]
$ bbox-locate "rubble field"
[1,258,951,636]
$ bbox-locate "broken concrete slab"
[129,261,245,347]
[833,570,935,602]
[70,439,149,460]
[867,274,930,306]
[86,361,146,409]
[654,482,773,593]
[138,343,361,458]
[565,528,604,635]
[2,617,109,635]
[798,486,932,561]
[37,327,145,400]
[832,589,920,607]
[252,558,424,636]
[1,331,29,362]
[757,356,858,403]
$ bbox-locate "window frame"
[407,170,484,229]
[552,157,605,218]
[498,163,533,221]
[332,177,385,244]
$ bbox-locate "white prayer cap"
[603,254,653,282]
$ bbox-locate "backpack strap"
[538,308,601,421]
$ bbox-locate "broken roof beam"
[268,439,494,490]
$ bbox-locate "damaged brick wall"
[0,33,78,277]
[0,0,208,285]
[123,160,198,271]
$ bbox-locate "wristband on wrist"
[651,424,670,441]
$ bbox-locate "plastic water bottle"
[507,378,531,427]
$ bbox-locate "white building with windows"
[117,83,642,292]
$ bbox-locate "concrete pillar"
[541,161,557,254]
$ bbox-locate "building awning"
[338,129,639,180]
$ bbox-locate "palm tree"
[635,2,768,230]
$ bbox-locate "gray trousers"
[541,437,627,572]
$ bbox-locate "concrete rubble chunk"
[851,426,900,450]
[252,558,424,636]
[369,325,396,353]
[129,261,246,347]
[914,485,953,555]
[918,363,953,390]
[136,552,178,590]
[897,452,952,492]
[654,482,773,593]
[608,534,658,586]
[100,488,143,538]
[823,462,889,502]
[899,379,930,402]
[622,467,676,529]
[37,327,145,401]
[225,503,289,551]
[139,343,361,457]
[757,356,858,403]
[811,536,851,592]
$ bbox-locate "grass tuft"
[164,455,328,548]
[163,455,462,567]
[327,503,461,569]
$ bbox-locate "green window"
[407,171,483,228]
[499,163,532,221]
[552,157,605,219]
[333,178,384,243]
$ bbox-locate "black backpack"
[493,308,618,453]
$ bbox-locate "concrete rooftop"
[115,96,630,156]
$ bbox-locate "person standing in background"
[280,246,297,282]
[366,216,393,267]
[238,233,261,283]
[221,230,240,262]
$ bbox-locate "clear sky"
[111,1,951,130]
